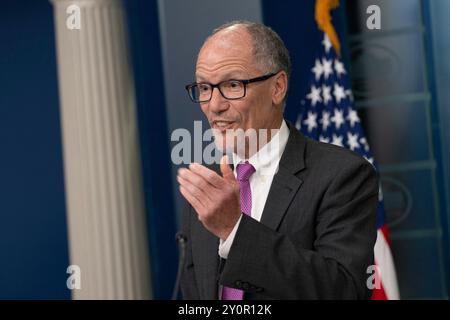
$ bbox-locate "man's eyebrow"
[195,72,247,83]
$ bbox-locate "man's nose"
[208,87,229,114]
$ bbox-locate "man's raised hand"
[177,155,241,240]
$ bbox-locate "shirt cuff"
[218,215,243,259]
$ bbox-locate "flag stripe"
[374,229,400,299]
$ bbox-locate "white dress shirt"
[218,120,290,259]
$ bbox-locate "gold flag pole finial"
[315,0,341,56]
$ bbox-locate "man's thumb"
[220,155,235,182]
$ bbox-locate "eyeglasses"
[185,73,277,103]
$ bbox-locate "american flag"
[296,34,400,300]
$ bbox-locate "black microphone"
[171,231,188,300]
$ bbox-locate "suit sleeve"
[219,157,378,299]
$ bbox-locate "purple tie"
[222,161,255,300]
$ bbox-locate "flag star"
[359,137,370,152]
[322,58,333,80]
[347,109,361,127]
[347,132,360,151]
[320,111,331,131]
[303,111,318,132]
[319,135,330,143]
[331,134,343,147]
[322,85,332,105]
[334,59,346,76]
[333,83,346,104]
[295,114,302,130]
[306,85,322,107]
[345,89,354,102]
[311,59,324,81]
[322,34,333,53]
[331,109,345,130]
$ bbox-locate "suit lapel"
[259,167,303,230]
[260,122,307,230]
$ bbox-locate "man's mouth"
[212,120,236,132]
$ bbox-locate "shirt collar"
[232,120,290,177]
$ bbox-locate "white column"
[50,0,152,299]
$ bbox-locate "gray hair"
[208,21,291,106]
[210,20,292,81]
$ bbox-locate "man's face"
[195,27,282,154]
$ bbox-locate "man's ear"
[272,71,288,106]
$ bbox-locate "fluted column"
[50,0,152,299]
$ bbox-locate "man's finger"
[178,167,213,193]
[220,155,236,183]
[177,174,212,204]
[179,185,205,216]
[189,162,225,189]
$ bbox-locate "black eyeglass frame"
[185,72,278,103]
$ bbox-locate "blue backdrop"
[0,0,70,299]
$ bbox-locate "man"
[177,21,378,300]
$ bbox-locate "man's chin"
[212,132,232,153]
[212,128,237,154]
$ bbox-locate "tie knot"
[236,162,255,181]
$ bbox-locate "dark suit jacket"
[179,122,378,299]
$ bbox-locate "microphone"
[171,231,188,300]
